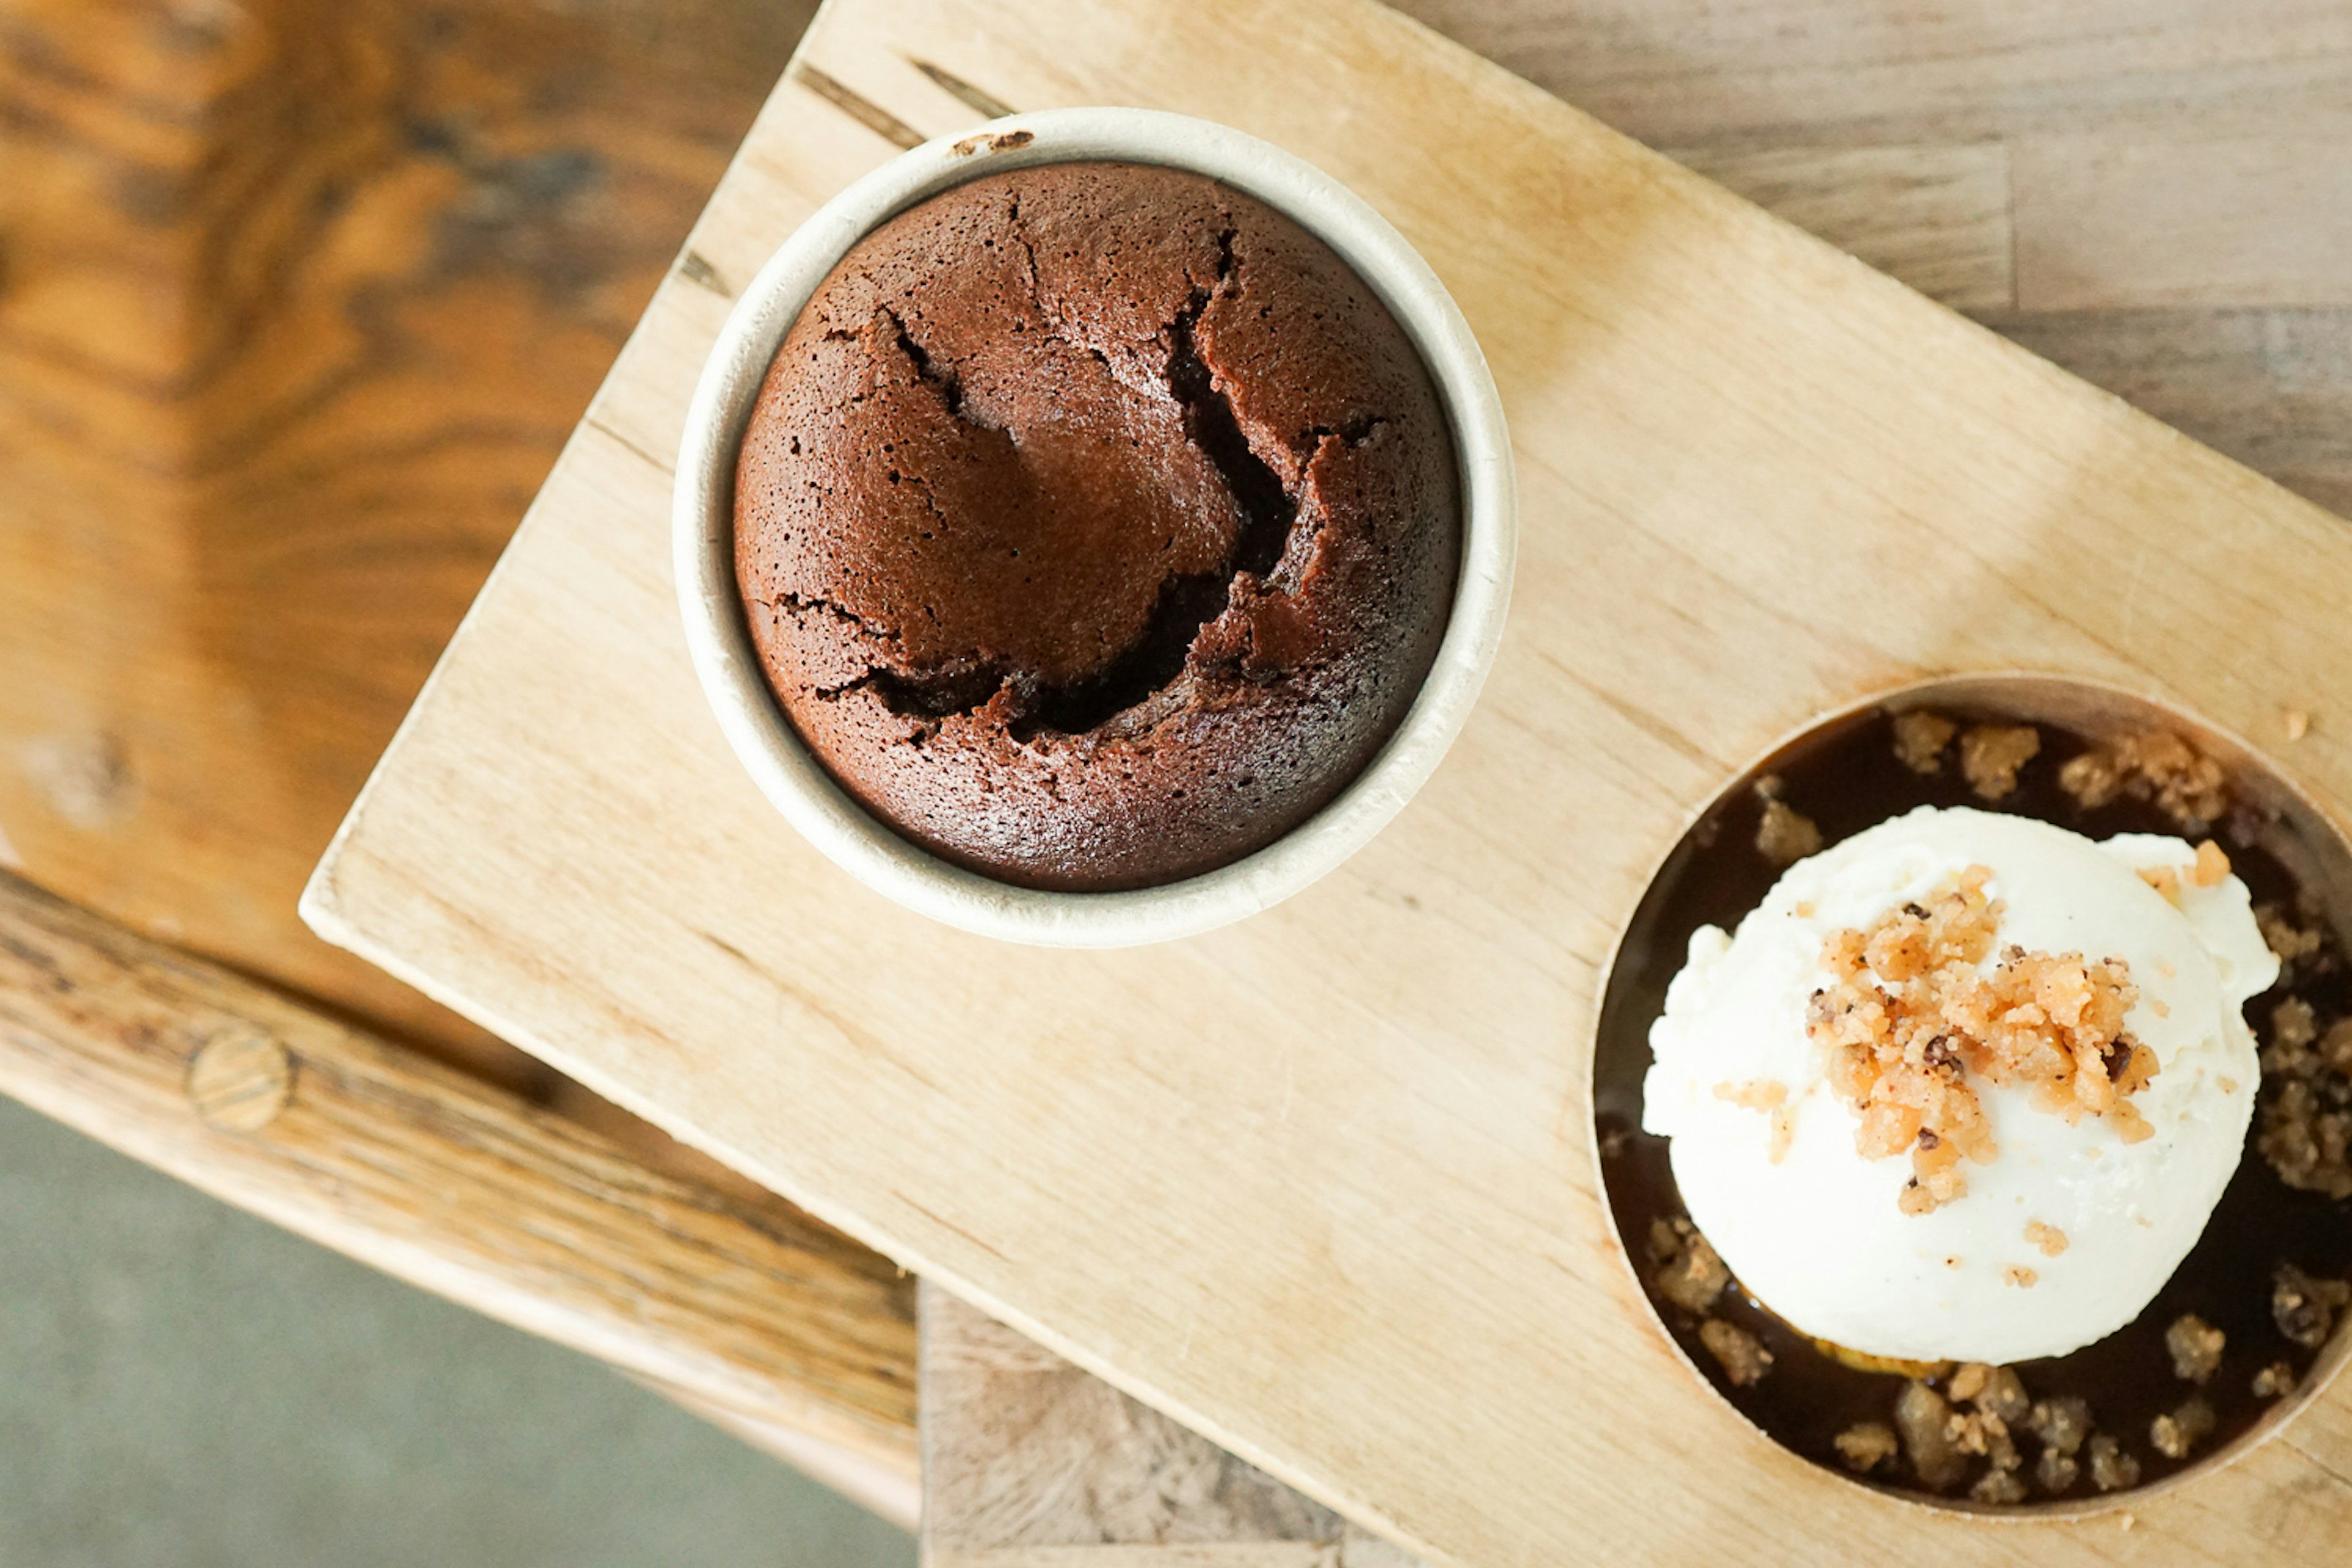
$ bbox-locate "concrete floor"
[0,1095,916,1567]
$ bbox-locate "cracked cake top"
[733,161,1460,891]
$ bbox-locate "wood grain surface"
[922,1284,1426,1568]
[0,866,920,1521]
[0,0,809,1087]
[301,0,2352,1560]
[0,0,941,1495]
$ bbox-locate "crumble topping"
[1808,867,2158,1215]
[2272,1262,2350,1349]
[2251,1362,2297,1400]
[1834,1421,1899,1473]
[1959,724,2041,801]
[2163,1314,2225,1383]
[1713,1079,1787,1110]
[1647,1216,1729,1316]
[2003,1265,2038,1289]
[1699,1319,1774,1385]
[1893,711,1958,774]
[2258,994,2352,1199]
[1893,1382,1968,1490]
[1755,779,1823,867]
[2087,1433,2141,1491]
[2149,1397,2215,1460]
[2285,709,2311,742]
[2024,1221,2068,1256]
[2058,731,2228,831]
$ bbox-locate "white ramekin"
[675,108,1515,947]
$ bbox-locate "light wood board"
[304,0,2352,1560]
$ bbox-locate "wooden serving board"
[304,0,2352,1560]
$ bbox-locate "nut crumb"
[1959,724,2041,801]
[2139,864,2182,905]
[1698,1318,1773,1385]
[2024,1221,2068,1257]
[2164,1314,2225,1384]
[1757,797,1823,867]
[2149,1397,2215,1460]
[2256,988,2352,1200]
[2191,839,2231,887]
[1893,710,1958,774]
[2285,709,2310,742]
[2003,1265,2038,1288]
[1809,869,2158,1217]
[2029,1396,2092,1457]
[2087,1433,2140,1492]
[1834,1421,1899,1474]
[1649,1217,1731,1316]
[1894,1381,1968,1491]
[2058,731,2227,829]
[2252,1361,2297,1399]
[1947,1362,1989,1403]
[2272,1262,2351,1349]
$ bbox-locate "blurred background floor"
[0,1093,915,1568]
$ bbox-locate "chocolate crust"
[733,161,1460,891]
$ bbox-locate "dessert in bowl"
[1597,684,2352,1508]
[677,110,1515,944]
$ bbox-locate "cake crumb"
[2256,903,2325,970]
[1894,1381,1968,1491]
[2272,1262,2351,1349]
[1793,900,1816,918]
[2029,1397,2092,1457]
[1698,1318,1773,1385]
[2118,1512,2136,1532]
[2025,1221,2068,1257]
[1756,797,1823,867]
[1834,1420,1899,1474]
[2219,1076,2238,1094]
[1959,724,2041,801]
[2058,731,2228,829]
[2256,990,2352,1200]
[2139,864,2182,905]
[2252,1361,2297,1399]
[1893,710,1957,774]
[1947,1362,1989,1403]
[1945,1254,1964,1269]
[2164,1314,2225,1384]
[2149,1397,2215,1460]
[2087,1433,2140,1492]
[2285,709,2310,742]
[1648,1217,1731,1316]
[2149,998,2170,1017]
[2191,839,2231,887]
[1768,1106,1796,1164]
[2003,1265,2038,1288]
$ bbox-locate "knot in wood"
[186,1028,294,1133]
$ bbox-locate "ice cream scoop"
[1642,805,2277,1365]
